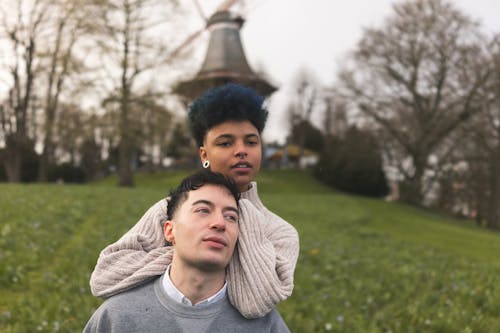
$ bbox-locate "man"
[84,170,290,333]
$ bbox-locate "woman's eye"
[217,141,231,147]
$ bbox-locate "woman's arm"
[89,195,300,318]
[227,198,300,319]
[89,199,173,298]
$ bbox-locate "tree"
[0,0,96,182]
[53,103,89,164]
[314,126,389,197]
[287,120,324,153]
[92,0,179,186]
[0,0,50,182]
[166,119,195,161]
[37,0,94,181]
[456,35,500,229]
[322,91,349,140]
[339,0,490,205]
[129,93,174,171]
[287,68,322,168]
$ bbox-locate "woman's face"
[200,120,262,192]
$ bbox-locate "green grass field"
[1,170,499,332]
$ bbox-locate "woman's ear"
[163,220,175,245]
[199,146,207,163]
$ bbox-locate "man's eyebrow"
[223,206,239,215]
[192,199,214,207]
[192,199,238,214]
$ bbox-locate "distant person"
[90,83,299,318]
[84,171,290,332]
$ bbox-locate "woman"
[89,83,299,319]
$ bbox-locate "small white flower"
[325,322,333,331]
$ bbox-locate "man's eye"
[196,208,210,214]
[225,214,238,223]
[247,140,258,146]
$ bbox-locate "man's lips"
[203,236,228,248]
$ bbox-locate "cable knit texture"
[89,182,299,319]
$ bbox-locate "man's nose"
[210,214,226,231]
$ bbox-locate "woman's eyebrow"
[215,134,235,140]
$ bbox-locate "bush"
[314,126,389,197]
[48,163,86,183]
[0,150,5,181]
[288,120,325,152]
[21,148,39,182]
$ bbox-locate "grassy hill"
[0,170,498,332]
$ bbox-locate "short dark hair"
[166,170,240,221]
[188,83,269,146]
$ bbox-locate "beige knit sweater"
[89,182,299,319]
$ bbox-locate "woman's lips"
[231,162,252,172]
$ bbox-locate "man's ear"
[163,220,175,245]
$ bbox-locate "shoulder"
[85,279,166,331]
[261,309,291,332]
[207,303,290,332]
[240,182,298,236]
[98,280,157,313]
[90,279,162,323]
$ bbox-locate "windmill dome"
[174,10,277,101]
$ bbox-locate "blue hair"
[188,83,269,146]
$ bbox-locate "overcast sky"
[192,0,500,143]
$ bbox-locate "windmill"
[170,0,277,101]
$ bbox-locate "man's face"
[164,184,239,272]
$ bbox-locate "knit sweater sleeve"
[227,195,300,319]
[89,199,173,298]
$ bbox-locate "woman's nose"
[234,142,247,158]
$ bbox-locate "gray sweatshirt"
[84,277,290,333]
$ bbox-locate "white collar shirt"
[161,265,227,308]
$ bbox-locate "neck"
[238,182,251,193]
[169,259,226,305]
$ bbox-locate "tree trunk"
[399,154,425,205]
[118,84,133,187]
[4,133,31,182]
[37,151,48,182]
[37,110,56,182]
[4,148,22,182]
[37,141,53,182]
[118,136,133,187]
[486,150,500,229]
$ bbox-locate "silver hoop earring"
[203,160,210,169]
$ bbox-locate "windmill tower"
[173,1,277,101]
